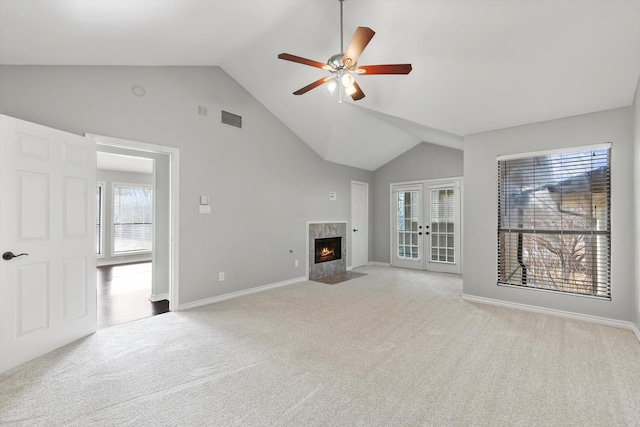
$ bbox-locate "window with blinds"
[96,183,104,256]
[497,144,611,299]
[113,184,153,254]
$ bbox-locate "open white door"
[0,115,96,373]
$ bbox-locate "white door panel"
[1,115,96,373]
[351,181,368,268]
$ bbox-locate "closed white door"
[351,181,368,268]
[0,115,96,373]
[392,185,424,270]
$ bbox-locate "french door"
[391,179,461,274]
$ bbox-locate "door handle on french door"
[353,229,358,232]
[2,251,28,261]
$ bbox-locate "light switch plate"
[329,191,337,201]
[200,195,210,205]
[199,205,211,214]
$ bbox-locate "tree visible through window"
[497,145,611,298]
[113,184,153,254]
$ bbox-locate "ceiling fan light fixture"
[326,79,338,94]
[341,73,355,88]
[344,83,357,97]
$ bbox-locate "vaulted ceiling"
[1,0,639,170]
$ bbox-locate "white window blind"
[430,188,455,263]
[113,184,153,254]
[497,146,611,298]
[96,183,104,255]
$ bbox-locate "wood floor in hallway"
[97,261,169,329]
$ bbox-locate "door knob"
[353,229,358,232]
[2,252,28,261]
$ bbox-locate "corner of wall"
[633,73,640,336]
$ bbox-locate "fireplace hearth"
[315,237,342,264]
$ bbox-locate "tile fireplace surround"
[308,222,347,280]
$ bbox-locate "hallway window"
[96,182,104,256]
[113,184,153,254]
[497,144,611,298]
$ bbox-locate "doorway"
[91,133,180,314]
[391,178,462,274]
[96,151,167,328]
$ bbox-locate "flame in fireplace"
[320,247,334,258]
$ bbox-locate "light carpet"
[1,266,639,426]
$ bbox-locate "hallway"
[97,262,169,329]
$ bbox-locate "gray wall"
[96,169,153,266]
[463,107,635,322]
[371,142,464,263]
[633,76,640,333]
[0,65,372,306]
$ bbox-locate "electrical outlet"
[219,272,225,281]
[295,259,299,267]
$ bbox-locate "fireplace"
[315,237,342,264]
[308,221,346,281]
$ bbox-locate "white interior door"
[425,182,461,274]
[392,185,424,270]
[0,115,96,373]
[351,181,368,268]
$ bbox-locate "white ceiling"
[2,0,639,170]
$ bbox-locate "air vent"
[221,110,242,129]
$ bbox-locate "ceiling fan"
[277,0,412,101]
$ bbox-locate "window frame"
[96,181,105,258]
[496,143,611,300]
[111,182,153,256]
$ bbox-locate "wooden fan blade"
[342,27,375,70]
[293,76,334,95]
[355,64,413,75]
[278,53,332,70]
[350,81,365,101]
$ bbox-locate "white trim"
[632,323,640,343]
[149,293,169,302]
[462,293,636,333]
[89,133,180,312]
[178,276,307,311]
[97,257,151,267]
[368,261,391,267]
[497,142,612,161]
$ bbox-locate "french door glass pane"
[430,188,455,263]
[397,191,420,260]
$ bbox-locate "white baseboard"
[178,276,307,311]
[462,294,638,340]
[368,261,391,267]
[149,293,169,302]
[632,323,640,343]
